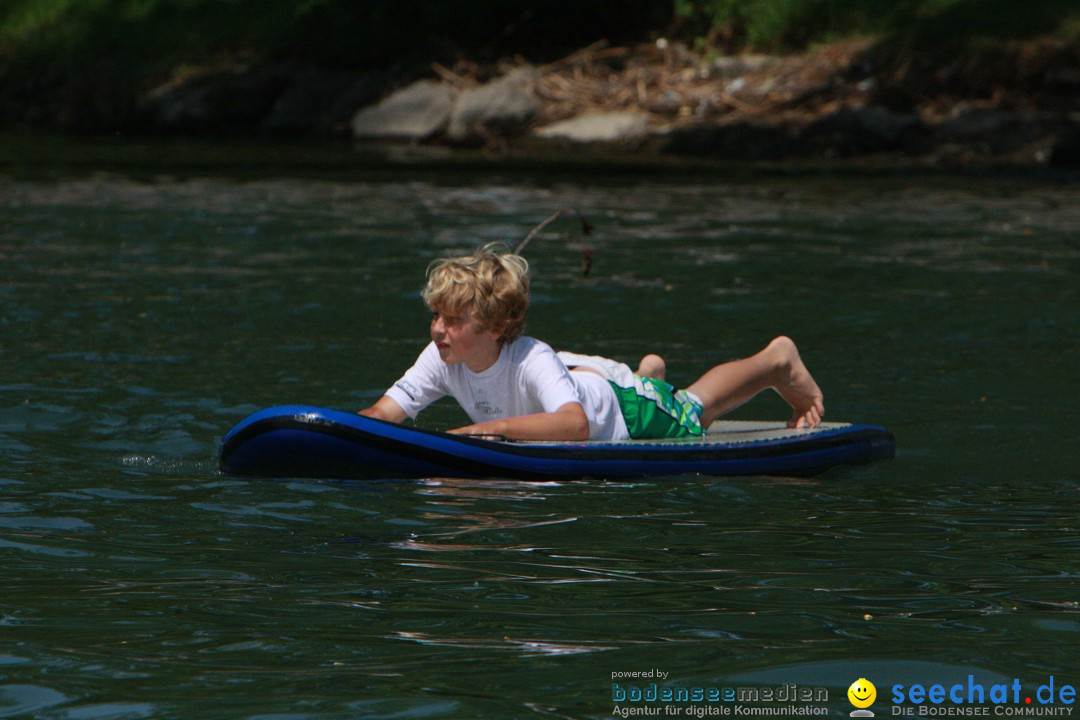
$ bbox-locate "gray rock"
[351,79,455,140]
[447,67,540,143]
[708,54,779,79]
[933,108,1063,157]
[261,68,356,135]
[535,111,650,142]
[325,69,401,130]
[1049,126,1080,167]
[142,64,292,132]
[802,105,926,155]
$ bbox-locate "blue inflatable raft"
[218,405,895,480]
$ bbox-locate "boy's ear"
[481,318,505,344]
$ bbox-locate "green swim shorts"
[607,376,705,439]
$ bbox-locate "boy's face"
[430,306,502,373]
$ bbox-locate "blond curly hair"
[421,244,530,344]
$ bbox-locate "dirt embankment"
[7,35,1080,169]
[511,36,1080,167]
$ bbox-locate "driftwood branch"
[515,208,595,276]
[515,208,593,255]
[515,209,569,254]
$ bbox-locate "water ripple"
[1,171,1076,718]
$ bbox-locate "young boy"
[359,245,824,441]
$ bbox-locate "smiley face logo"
[848,678,877,716]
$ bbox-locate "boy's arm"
[358,395,408,423]
[448,401,589,441]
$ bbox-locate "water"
[1,163,1078,719]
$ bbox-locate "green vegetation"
[0,1,667,130]
[673,0,1080,52]
[3,0,1078,78]
[2,0,1078,133]
[0,1,665,76]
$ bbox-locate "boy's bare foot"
[635,354,666,381]
[769,336,825,428]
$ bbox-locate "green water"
[1,166,1078,719]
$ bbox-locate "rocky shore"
[13,37,1080,169]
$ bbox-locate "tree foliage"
[673,0,1080,52]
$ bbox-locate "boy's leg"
[685,336,824,429]
[635,354,666,381]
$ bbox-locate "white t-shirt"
[384,337,629,441]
